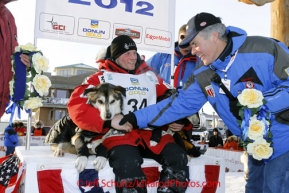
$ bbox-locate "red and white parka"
[67,58,175,154]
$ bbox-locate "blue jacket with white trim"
[134,26,289,162]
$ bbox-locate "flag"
[0,154,24,193]
[187,164,221,193]
[37,168,111,193]
[36,166,159,193]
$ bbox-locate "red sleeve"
[67,73,105,133]
[155,75,172,98]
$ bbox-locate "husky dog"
[83,82,126,121]
[45,82,126,172]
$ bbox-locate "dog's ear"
[114,86,126,97]
[83,88,98,101]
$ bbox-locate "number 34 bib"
[102,71,158,114]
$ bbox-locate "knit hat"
[110,35,137,59]
[179,12,222,48]
[213,128,219,132]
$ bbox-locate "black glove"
[150,126,162,143]
[95,143,108,158]
[13,142,17,145]
[119,112,138,128]
[229,100,242,120]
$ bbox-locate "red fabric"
[0,2,18,117]
[102,130,144,151]
[15,127,26,136]
[182,123,193,131]
[173,55,197,88]
[201,165,220,193]
[223,141,239,150]
[142,167,160,184]
[37,169,64,193]
[139,130,175,154]
[33,128,43,136]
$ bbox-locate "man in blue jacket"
[112,12,289,193]
[4,124,18,155]
[146,24,199,88]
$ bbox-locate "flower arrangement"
[7,43,51,120]
[237,88,273,161]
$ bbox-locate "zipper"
[8,22,12,53]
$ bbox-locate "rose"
[23,97,43,110]
[247,137,273,160]
[32,53,49,73]
[238,88,264,108]
[32,74,51,96]
[248,115,267,140]
[19,43,37,52]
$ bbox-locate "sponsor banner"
[34,0,175,54]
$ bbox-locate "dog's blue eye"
[98,100,103,104]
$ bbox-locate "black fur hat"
[110,35,137,59]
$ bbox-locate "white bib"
[101,71,158,114]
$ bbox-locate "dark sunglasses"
[180,35,186,40]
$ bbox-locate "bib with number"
[102,71,158,114]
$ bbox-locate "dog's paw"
[149,140,158,146]
[93,156,107,171]
[75,156,88,173]
[53,149,65,157]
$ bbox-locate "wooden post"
[271,0,289,46]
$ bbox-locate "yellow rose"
[248,115,266,140]
[32,74,51,96]
[238,88,264,108]
[23,97,43,110]
[20,43,37,52]
[32,53,49,73]
[247,137,273,160]
[14,45,21,52]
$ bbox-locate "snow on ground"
[225,172,246,193]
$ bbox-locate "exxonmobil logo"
[146,34,170,41]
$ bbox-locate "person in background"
[14,121,26,136]
[146,24,199,88]
[0,0,30,118]
[112,12,289,193]
[223,129,239,150]
[208,128,223,147]
[33,120,46,136]
[4,123,18,155]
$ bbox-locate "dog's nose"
[106,113,112,119]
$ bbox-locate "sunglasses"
[180,35,186,40]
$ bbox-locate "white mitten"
[93,156,107,171]
[149,140,158,146]
[75,156,88,173]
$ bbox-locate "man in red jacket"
[68,35,188,193]
[0,0,30,118]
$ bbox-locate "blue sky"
[2,0,271,120]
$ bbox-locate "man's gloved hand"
[75,156,88,173]
[119,112,138,128]
[93,156,107,171]
[229,100,242,120]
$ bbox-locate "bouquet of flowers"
[237,88,273,161]
[6,43,51,121]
